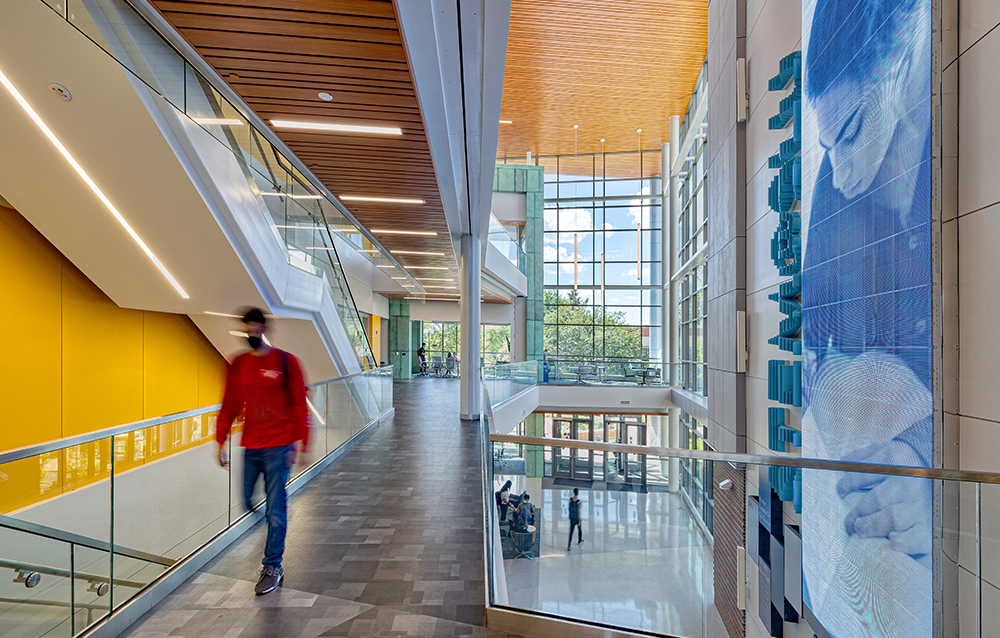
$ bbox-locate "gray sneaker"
[255,565,283,595]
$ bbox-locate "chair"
[431,356,443,376]
[513,531,533,559]
[445,356,457,377]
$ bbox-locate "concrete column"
[667,114,682,493]
[512,296,527,362]
[460,234,482,420]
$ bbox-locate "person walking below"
[216,308,308,595]
[567,488,583,551]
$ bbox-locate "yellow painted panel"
[0,206,62,451]
[367,314,381,365]
[142,312,200,418]
[61,255,143,436]
[198,338,225,407]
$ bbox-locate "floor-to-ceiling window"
[420,322,511,365]
[536,150,663,364]
[677,66,709,396]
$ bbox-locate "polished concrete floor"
[500,484,729,638]
[119,378,519,638]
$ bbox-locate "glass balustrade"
[37,0,427,368]
[0,367,391,638]
[488,214,526,273]
[482,360,680,415]
[481,399,998,638]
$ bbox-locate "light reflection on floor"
[500,484,729,637]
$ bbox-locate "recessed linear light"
[405,266,450,270]
[271,120,402,135]
[369,229,437,236]
[0,67,189,299]
[260,192,322,200]
[192,117,244,126]
[415,277,454,282]
[405,297,461,302]
[500,120,513,124]
[206,311,241,318]
[391,277,407,280]
[376,265,393,268]
[391,250,444,256]
[340,196,425,205]
[423,285,458,289]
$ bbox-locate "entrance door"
[606,415,648,486]
[550,414,594,480]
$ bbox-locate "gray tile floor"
[119,379,521,638]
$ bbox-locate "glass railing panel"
[484,433,994,638]
[0,527,79,637]
[488,214,524,272]
[69,0,186,109]
[72,544,112,634]
[109,414,229,569]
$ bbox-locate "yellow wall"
[367,313,381,366]
[0,204,224,453]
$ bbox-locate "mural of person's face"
[815,73,901,200]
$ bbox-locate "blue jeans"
[243,445,292,567]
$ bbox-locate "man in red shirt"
[216,308,308,595]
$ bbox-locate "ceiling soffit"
[499,0,708,174]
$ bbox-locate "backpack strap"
[280,349,291,402]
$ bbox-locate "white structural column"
[667,114,682,493]
[512,296,527,362]
[460,234,482,420]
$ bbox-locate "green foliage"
[543,290,644,359]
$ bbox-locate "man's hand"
[836,440,932,556]
[217,442,229,468]
[286,444,297,468]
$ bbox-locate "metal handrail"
[0,597,108,611]
[0,366,391,465]
[0,559,147,589]
[0,515,174,567]
[489,433,1000,484]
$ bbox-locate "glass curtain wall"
[677,66,709,395]
[421,322,511,364]
[679,411,714,533]
[537,150,663,363]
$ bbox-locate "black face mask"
[246,336,262,350]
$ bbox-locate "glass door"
[551,416,573,478]
[549,414,594,480]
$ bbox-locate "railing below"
[0,366,392,638]
[480,391,1000,638]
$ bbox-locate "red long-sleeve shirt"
[216,349,309,449]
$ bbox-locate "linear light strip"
[392,250,445,256]
[271,120,402,135]
[0,68,189,299]
[340,196,425,205]
[369,229,437,236]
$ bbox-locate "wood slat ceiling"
[152,0,505,303]
[499,0,708,177]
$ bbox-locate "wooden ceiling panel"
[498,0,708,176]
[147,0,514,301]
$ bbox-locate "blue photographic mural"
[800,0,933,636]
